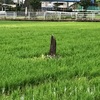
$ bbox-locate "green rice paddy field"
[0,21,100,100]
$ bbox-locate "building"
[41,0,96,11]
[13,0,25,3]
[42,1,74,11]
[41,0,80,11]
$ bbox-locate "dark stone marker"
[49,35,56,56]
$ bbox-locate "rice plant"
[0,21,100,99]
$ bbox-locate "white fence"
[0,11,7,18]
[0,11,100,20]
[76,11,96,20]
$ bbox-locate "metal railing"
[0,10,100,20]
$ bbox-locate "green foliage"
[0,21,100,99]
[16,3,22,11]
[0,0,13,4]
[5,0,13,4]
[30,0,41,11]
[96,0,100,2]
[80,0,91,10]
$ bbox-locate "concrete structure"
[41,0,96,11]
[41,2,74,8]
[41,1,79,11]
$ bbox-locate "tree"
[0,0,13,4]
[79,0,91,11]
[79,0,92,19]
[5,0,13,4]
[30,0,41,11]
[24,0,41,11]
[24,0,30,8]
[0,0,3,3]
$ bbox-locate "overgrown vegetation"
[30,0,41,11]
[79,0,91,10]
[0,21,100,99]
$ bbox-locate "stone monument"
[49,35,56,56]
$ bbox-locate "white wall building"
[13,0,25,3]
[41,2,74,9]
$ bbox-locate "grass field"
[0,21,100,100]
